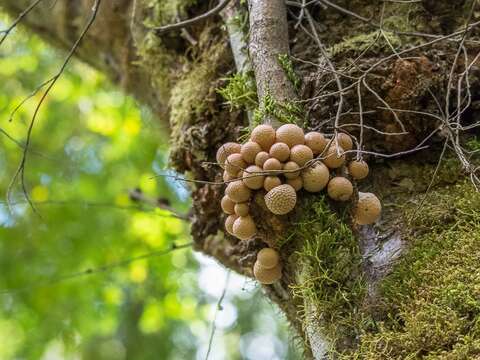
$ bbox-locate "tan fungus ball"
[290,144,314,167]
[305,131,327,155]
[233,215,257,240]
[256,248,280,269]
[323,145,345,169]
[242,165,265,190]
[223,171,237,182]
[255,151,270,168]
[283,161,300,179]
[216,142,241,168]
[348,160,369,180]
[225,153,246,176]
[327,177,353,201]
[269,142,290,162]
[264,176,282,191]
[263,158,282,172]
[221,195,235,214]
[336,133,353,151]
[276,124,305,147]
[251,124,276,151]
[234,203,249,216]
[302,162,330,192]
[264,184,297,215]
[287,177,303,191]
[241,141,262,164]
[226,180,252,203]
[253,262,282,284]
[224,214,238,235]
[354,192,382,225]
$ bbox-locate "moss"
[329,30,402,57]
[288,196,368,352]
[343,181,480,359]
[278,54,301,91]
[217,71,258,111]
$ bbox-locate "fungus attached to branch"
[226,180,252,203]
[253,261,282,284]
[354,192,382,225]
[264,184,297,215]
[348,160,369,180]
[233,215,257,240]
[323,145,346,169]
[269,142,290,162]
[264,176,282,191]
[216,142,241,167]
[241,141,262,164]
[251,124,276,151]
[302,162,330,192]
[242,165,265,190]
[290,144,313,167]
[256,247,280,269]
[276,124,305,147]
[305,131,327,155]
[327,177,353,201]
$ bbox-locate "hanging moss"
[217,71,258,111]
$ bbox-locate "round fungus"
[336,133,353,151]
[233,215,257,240]
[251,124,276,151]
[327,177,353,201]
[264,184,297,215]
[302,162,330,192]
[354,192,382,225]
[305,131,326,155]
[264,176,282,191]
[269,142,290,162]
[225,153,246,176]
[221,195,235,214]
[283,161,300,179]
[290,144,313,167]
[241,141,262,164]
[224,214,238,235]
[253,262,282,284]
[242,165,265,190]
[263,158,282,172]
[348,160,369,180]
[234,203,249,216]
[287,177,303,191]
[216,142,241,167]
[323,145,345,169]
[256,248,280,269]
[223,171,237,182]
[255,151,270,168]
[276,124,305,147]
[226,180,252,203]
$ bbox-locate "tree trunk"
[3,0,480,358]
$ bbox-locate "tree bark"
[3,0,480,358]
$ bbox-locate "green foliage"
[289,196,367,351]
[329,30,402,57]
[278,54,301,91]
[345,182,480,359]
[217,72,258,111]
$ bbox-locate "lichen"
[342,180,480,359]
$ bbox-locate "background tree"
[2,0,480,359]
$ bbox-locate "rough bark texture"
[3,0,480,358]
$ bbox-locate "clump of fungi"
[216,123,381,284]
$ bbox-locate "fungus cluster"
[217,123,382,284]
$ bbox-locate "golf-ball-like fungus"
[241,141,262,164]
[251,124,276,151]
[242,165,265,190]
[354,192,382,225]
[327,177,353,201]
[224,214,238,235]
[234,203,249,217]
[283,161,300,179]
[226,180,252,203]
[256,248,280,269]
[336,133,353,151]
[253,262,282,284]
[221,195,235,214]
[302,162,330,192]
[263,158,282,171]
[264,184,297,215]
[305,131,326,155]
[233,215,257,240]
[289,144,314,167]
[255,151,270,168]
[225,153,246,176]
[216,142,241,167]
[264,176,282,191]
[348,160,369,180]
[323,145,345,169]
[276,124,305,147]
[286,177,303,191]
[269,142,290,162]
